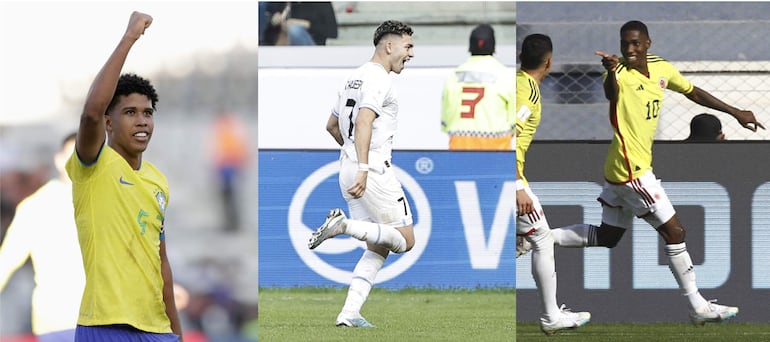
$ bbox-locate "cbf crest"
[154,189,167,235]
[154,189,167,216]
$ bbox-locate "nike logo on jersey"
[119,176,134,185]
[636,84,644,91]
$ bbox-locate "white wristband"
[358,163,369,172]
[515,179,525,191]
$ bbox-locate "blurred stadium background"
[1,2,258,341]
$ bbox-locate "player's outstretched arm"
[685,86,766,132]
[595,51,619,102]
[77,11,153,164]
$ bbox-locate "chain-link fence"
[517,3,770,140]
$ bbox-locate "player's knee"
[393,225,414,253]
[597,225,626,248]
[602,238,621,248]
[657,223,686,244]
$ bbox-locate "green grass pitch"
[517,322,770,341]
[258,287,515,341]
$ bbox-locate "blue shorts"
[38,329,76,342]
[75,324,179,342]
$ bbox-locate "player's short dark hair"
[686,113,723,141]
[373,20,413,46]
[621,20,649,38]
[520,33,553,70]
[107,73,159,114]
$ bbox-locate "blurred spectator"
[181,257,258,342]
[686,113,725,141]
[441,24,516,150]
[259,2,338,46]
[0,132,85,342]
[210,112,249,232]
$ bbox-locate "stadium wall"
[257,45,517,150]
[516,141,770,323]
[258,150,516,288]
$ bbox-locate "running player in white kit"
[308,20,415,328]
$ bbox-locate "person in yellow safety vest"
[441,24,516,150]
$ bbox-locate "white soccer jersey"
[332,62,399,167]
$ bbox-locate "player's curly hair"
[621,20,649,38]
[373,20,413,46]
[520,33,553,70]
[107,73,159,113]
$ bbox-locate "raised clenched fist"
[125,11,153,41]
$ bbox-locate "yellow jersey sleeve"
[515,70,542,184]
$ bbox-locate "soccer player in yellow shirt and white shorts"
[515,33,591,335]
[544,20,764,326]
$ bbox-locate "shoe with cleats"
[516,235,532,258]
[540,304,591,335]
[308,208,347,250]
[690,300,738,326]
[336,315,375,328]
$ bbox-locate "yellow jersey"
[515,70,542,185]
[604,54,693,183]
[66,144,171,333]
[441,56,516,150]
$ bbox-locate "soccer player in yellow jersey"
[514,33,590,335]
[66,11,183,341]
[547,20,765,326]
[441,24,516,150]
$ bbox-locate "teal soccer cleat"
[308,208,347,250]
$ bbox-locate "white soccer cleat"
[540,304,591,336]
[336,314,375,328]
[308,208,347,250]
[690,300,739,326]
[516,235,532,258]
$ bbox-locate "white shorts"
[339,153,413,227]
[599,171,676,229]
[516,186,550,236]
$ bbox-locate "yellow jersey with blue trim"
[65,144,171,333]
[515,70,542,185]
[603,54,693,183]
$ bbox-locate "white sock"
[551,224,597,247]
[529,229,561,320]
[665,242,708,311]
[339,250,385,317]
[344,219,406,253]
